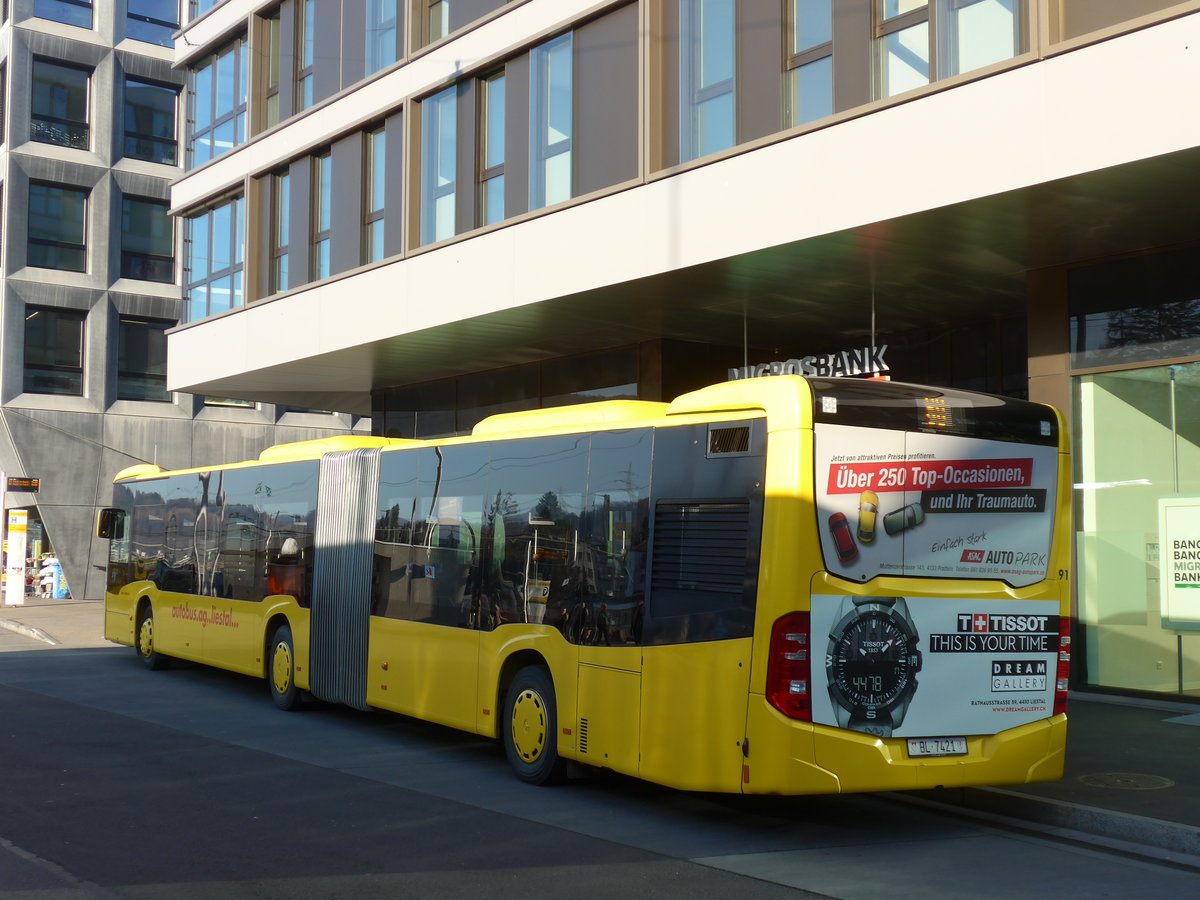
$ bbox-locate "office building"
[168,1,1200,701]
[0,0,359,603]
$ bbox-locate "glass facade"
[679,0,734,162]
[788,0,833,127]
[363,128,387,263]
[190,37,248,167]
[420,86,456,244]
[311,150,332,279]
[530,33,572,210]
[186,196,244,321]
[1072,250,1200,698]
[478,72,505,227]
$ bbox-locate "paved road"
[1,646,1198,898]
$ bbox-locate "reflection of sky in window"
[950,0,1017,76]
[793,0,832,52]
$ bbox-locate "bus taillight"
[1054,619,1071,716]
[766,612,811,721]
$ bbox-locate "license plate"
[907,737,968,757]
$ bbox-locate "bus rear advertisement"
[96,376,1071,794]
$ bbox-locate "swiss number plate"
[907,737,968,757]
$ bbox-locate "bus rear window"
[809,379,1059,447]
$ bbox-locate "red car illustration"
[828,512,859,564]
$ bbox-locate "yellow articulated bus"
[96,376,1071,794]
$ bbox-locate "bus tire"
[268,624,302,711]
[503,666,567,785]
[135,605,170,670]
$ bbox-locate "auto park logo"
[961,549,985,563]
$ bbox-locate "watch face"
[828,611,915,708]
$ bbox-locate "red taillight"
[1054,618,1071,716]
[766,612,811,721]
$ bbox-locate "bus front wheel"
[136,606,169,670]
[268,624,302,711]
[503,666,566,785]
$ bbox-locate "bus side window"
[96,508,125,540]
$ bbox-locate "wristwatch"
[825,596,922,738]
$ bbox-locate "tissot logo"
[957,614,1055,634]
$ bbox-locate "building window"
[942,0,1020,77]
[270,169,290,293]
[31,59,90,150]
[190,37,248,167]
[186,195,244,321]
[28,183,87,272]
[679,0,734,162]
[127,0,178,47]
[34,0,91,29]
[189,0,220,21]
[118,319,171,402]
[530,33,572,210]
[367,0,399,76]
[262,8,281,130]
[478,71,505,227]
[124,77,178,165]
[363,128,386,264]
[24,307,85,396]
[787,0,833,126]
[876,1,1021,97]
[1,64,6,146]
[311,149,332,279]
[121,197,174,283]
[425,0,449,44]
[420,86,456,245]
[296,0,315,112]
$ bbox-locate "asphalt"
[1,596,1197,867]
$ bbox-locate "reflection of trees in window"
[1103,302,1200,351]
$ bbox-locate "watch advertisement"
[812,594,1060,738]
[815,423,1059,588]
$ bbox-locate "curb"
[0,618,59,646]
[890,785,1200,869]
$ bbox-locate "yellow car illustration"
[857,490,879,543]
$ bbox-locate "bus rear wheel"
[503,666,566,785]
[136,606,169,670]
[268,624,302,711]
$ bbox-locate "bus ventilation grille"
[651,501,749,594]
[578,718,589,754]
[708,426,750,455]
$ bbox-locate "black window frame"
[28,181,88,272]
[123,76,179,165]
[121,195,175,284]
[117,317,172,402]
[24,305,86,396]
[31,57,91,150]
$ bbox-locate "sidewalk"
[1,597,1197,864]
[0,595,107,648]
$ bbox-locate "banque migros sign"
[728,345,889,380]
